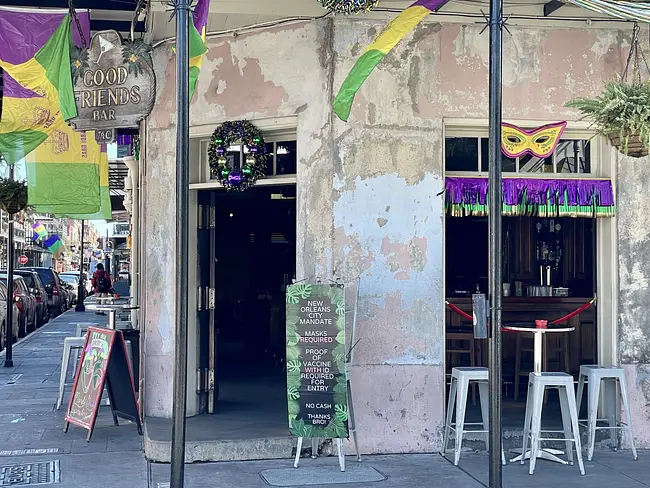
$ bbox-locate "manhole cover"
[260,465,386,486]
[0,460,59,486]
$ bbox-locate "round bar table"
[85,303,140,329]
[502,324,575,465]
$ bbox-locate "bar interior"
[443,134,614,425]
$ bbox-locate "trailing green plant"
[565,80,650,156]
[0,177,28,214]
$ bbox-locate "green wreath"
[208,120,268,191]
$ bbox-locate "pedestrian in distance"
[91,263,112,314]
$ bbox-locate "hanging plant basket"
[608,132,649,158]
[0,177,28,214]
[566,24,650,159]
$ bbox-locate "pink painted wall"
[143,17,650,454]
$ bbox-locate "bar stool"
[576,365,637,461]
[56,336,133,410]
[522,372,585,475]
[515,332,570,401]
[441,367,506,466]
[446,331,477,404]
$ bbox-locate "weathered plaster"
[143,15,647,453]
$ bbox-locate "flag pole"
[170,0,191,484]
[488,0,504,485]
[4,164,15,368]
[75,220,86,312]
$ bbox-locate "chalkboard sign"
[286,284,348,439]
[64,327,142,441]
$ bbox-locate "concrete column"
[124,156,140,329]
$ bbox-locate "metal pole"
[488,0,504,486]
[4,165,14,367]
[75,220,86,312]
[170,0,191,485]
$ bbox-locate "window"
[205,134,297,181]
[445,136,593,174]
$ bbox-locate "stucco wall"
[143,16,645,453]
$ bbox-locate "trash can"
[121,329,140,393]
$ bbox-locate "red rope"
[550,298,595,324]
[445,297,596,329]
[445,301,473,321]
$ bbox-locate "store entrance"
[197,185,296,439]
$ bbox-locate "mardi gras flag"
[0,9,89,164]
[44,234,63,257]
[24,122,101,215]
[190,0,210,101]
[333,0,450,121]
[32,221,48,241]
[48,144,112,220]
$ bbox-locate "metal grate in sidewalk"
[260,465,386,486]
[0,460,60,485]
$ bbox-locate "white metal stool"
[56,337,133,410]
[576,365,637,461]
[441,367,506,466]
[522,372,585,475]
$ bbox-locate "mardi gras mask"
[501,121,567,159]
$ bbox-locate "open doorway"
[197,184,296,439]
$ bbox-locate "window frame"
[444,121,602,178]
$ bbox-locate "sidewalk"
[0,308,146,487]
[0,308,646,488]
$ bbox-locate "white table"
[503,324,575,465]
[85,303,140,329]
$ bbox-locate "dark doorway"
[197,185,296,436]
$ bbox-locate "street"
[0,308,645,487]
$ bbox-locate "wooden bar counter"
[445,297,596,376]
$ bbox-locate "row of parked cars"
[0,267,87,349]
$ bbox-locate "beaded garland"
[318,0,379,14]
[208,120,268,191]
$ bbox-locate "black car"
[21,267,65,317]
[14,270,49,326]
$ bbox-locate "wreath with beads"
[208,120,268,191]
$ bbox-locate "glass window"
[445,138,479,171]
[518,153,554,173]
[276,141,297,175]
[480,139,516,172]
[264,142,275,176]
[555,140,591,174]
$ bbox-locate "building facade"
[139,6,650,460]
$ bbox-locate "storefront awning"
[445,177,615,218]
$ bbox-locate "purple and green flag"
[0,8,89,164]
[333,0,450,121]
[44,234,63,258]
[32,221,48,241]
[190,0,210,101]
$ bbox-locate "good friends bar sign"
[69,30,155,130]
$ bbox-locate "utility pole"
[487,0,504,486]
[75,220,86,312]
[4,165,15,368]
[170,0,190,485]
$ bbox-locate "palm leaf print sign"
[286,283,348,439]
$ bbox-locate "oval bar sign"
[69,30,156,131]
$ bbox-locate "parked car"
[60,271,91,295]
[58,274,79,305]
[0,280,20,350]
[0,275,37,336]
[13,270,49,327]
[22,268,65,317]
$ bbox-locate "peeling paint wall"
[143,17,650,452]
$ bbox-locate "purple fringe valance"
[445,177,616,218]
